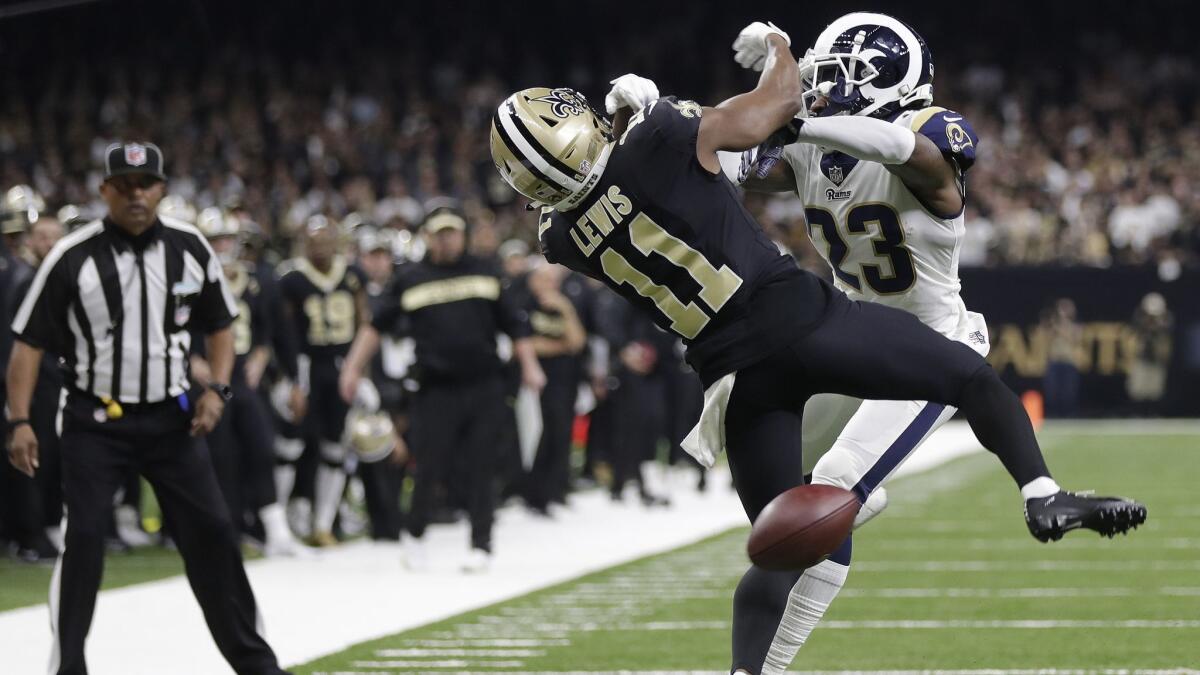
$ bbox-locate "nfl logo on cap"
[124,144,148,167]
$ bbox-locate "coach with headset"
[4,142,288,675]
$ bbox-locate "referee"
[5,143,289,675]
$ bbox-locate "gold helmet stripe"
[495,97,585,194]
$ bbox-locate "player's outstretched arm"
[696,29,801,173]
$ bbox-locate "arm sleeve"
[370,272,406,334]
[910,107,979,171]
[268,273,299,380]
[794,114,916,165]
[190,242,238,334]
[11,254,72,353]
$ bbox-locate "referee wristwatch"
[208,382,234,402]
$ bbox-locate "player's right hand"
[7,424,39,477]
[605,74,659,115]
[732,21,790,71]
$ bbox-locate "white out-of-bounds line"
[320,669,1200,675]
[853,560,1200,572]
[838,587,1200,598]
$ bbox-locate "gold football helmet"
[156,194,197,225]
[195,207,239,239]
[344,409,396,464]
[490,87,613,210]
[1,185,45,234]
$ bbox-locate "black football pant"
[407,376,507,552]
[209,378,279,531]
[610,371,665,498]
[525,378,577,510]
[729,297,1049,674]
[53,397,284,675]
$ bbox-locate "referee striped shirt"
[11,216,238,404]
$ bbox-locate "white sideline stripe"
[853,560,1200,572]
[312,669,1200,675]
[373,648,545,657]
[838,587,1200,598]
[1041,418,1200,434]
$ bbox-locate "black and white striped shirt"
[11,216,238,404]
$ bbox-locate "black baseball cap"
[104,142,166,181]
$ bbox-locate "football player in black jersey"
[195,208,305,557]
[278,216,370,547]
[490,21,1145,674]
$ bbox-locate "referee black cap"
[104,142,166,181]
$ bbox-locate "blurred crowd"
[0,2,1196,278]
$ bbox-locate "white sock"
[1020,476,1061,500]
[274,465,295,507]
[259,502,292,544]
[313,464,347,534]
[761,560,850,675]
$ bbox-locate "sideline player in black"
[278,216,369,547]
[339,208,546,573]
[6,142,287,675]
[195,207,304,557]
[488,24,1146,674]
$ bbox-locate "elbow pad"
[795,115,916,165]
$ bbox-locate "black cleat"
[1024,491,1147,542]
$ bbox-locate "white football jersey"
[783,106,988,350]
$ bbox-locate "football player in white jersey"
[718,13,1143,672]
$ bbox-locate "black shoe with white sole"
[1024,491,1147,542]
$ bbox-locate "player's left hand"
[732,21,791,71]
[190,389,225,437]
[605,74,660,115]
[522,361,547,393]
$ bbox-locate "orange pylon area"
[1022,390,1045,431]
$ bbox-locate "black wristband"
[208,382,234,402]
[7,418,31,431]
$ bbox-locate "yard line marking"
[818,619,1200,629]
[839,586,1200,598]
[853,560,1200,572]
[373,648,546,657]
[319,669,1200,675]
[399,639,571,647]
[350,659,527,668]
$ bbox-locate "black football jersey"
[225,263,269,361]
[539,97,835,385]
[278,256,365,360]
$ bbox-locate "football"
[747,484,860,570]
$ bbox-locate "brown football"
[747,484,860,571]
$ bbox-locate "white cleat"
[263,534,312,559]
[853,487,889,530]
[403,536,429,572]
[461,547,492,574]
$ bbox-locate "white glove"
[604,74,660,115]
[732,21,791,72]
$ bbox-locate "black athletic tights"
[726,296,1050,674]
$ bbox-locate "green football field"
[297,428,1200,673]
